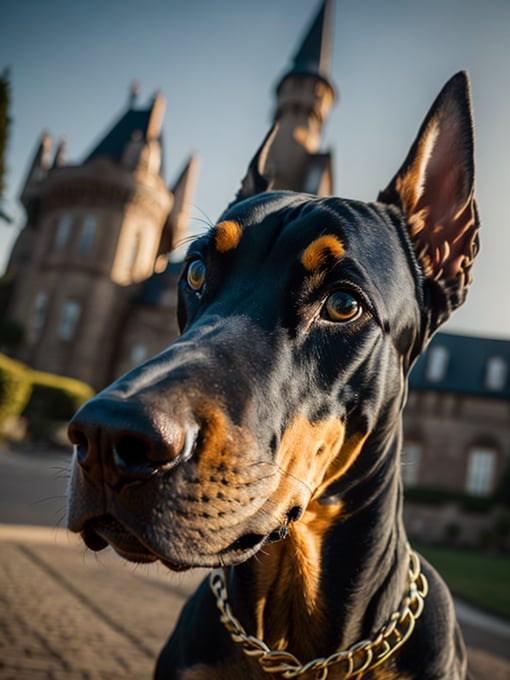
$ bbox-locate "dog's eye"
[324,290,362,323]
[186,259,206,293]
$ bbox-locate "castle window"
[466,448,496,497]
[131,344,147,366]
[31,291,48,341]
[79,214,97,254]
[425,345,449,382]
[401,441,422,487]
[58,301,81,341]
[55,213,73,248]
[485,356,507,391]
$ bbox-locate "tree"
[0,68,12,223]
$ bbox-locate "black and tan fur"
[68,72,479,679]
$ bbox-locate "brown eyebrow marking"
[213,220,243,253]
[301,235,345,271]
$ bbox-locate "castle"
[3,1,335,390]
[2,1,509,534]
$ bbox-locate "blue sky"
[1,0,509,338]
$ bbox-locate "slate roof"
[409,332,510,399]
[276,0,334,93]
[290,0,333,79]
[84,105,165,178]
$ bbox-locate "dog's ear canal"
[232,124,279,204]
[378,71,480,329]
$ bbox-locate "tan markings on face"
[246,416,369,654]
[274,415,368,500]
[311,429,369,501]
[251,500,344,658]
[189,402,280,531]
[195,401,275,493]
[301,234,345,272]
[213,220,243,253]
[161,399,279,558]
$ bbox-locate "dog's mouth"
[82,515,193,571]
[80,513,296,572]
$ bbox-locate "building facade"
[1,1,509,540]
[2,0,335,390]
[403,332,510,547]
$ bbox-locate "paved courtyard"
[0,525,205,679]
[1,446,510,678]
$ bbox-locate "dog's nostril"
[68,427,90,463]
[112,422,197,474]
[114,434,149,469]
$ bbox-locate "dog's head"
[67,72,479,570]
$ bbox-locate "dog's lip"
[82,515,190,571]
[80,514,287,571]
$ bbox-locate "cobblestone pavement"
[0,525,204,679]
[1,525,510,679]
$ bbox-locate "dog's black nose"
[68,396,197,484]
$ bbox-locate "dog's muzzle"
[66,385,310,571]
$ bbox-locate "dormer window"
[485,356,507,391]
[425,345,449,382]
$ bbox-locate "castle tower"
[265,0,336,194]
[4,87,192,388]
[158,153,199,261]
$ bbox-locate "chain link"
[209,549,428,679]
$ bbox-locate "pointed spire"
[128,81,140,109]
[147,90,166,140]
[158,154,199,258]
[52,136,67,168]
[31,131,53,172]
[168,153,199,251]
[20,131,52,207]
[289,0,333,79]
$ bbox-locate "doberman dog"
[67,71,479,679]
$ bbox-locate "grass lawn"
[416,543,510,621]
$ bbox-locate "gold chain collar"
[209,549,428,679]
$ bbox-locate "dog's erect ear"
[232,124,278,205]
[378,71,480,331]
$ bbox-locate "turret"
[264,0,336,194]
[86,86,165,178]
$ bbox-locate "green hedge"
[0,352,94,442]
[0,353,33,428]
[23,369,94,440]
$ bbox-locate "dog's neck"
[225,427,410,663]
